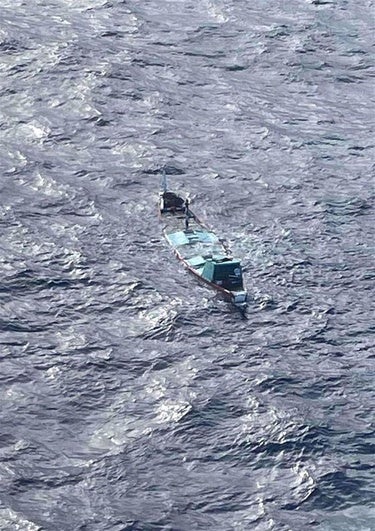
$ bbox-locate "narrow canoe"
[159,188,247,309]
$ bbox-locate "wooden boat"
[158,182,247,309]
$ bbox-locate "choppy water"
[1,1,374,530]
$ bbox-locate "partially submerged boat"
[159,182,247,309]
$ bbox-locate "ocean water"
[0,1,374,530]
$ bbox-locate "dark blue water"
[1,1,374,529]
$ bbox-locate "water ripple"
[0,0,374,529]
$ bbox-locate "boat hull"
[159,190,247,308]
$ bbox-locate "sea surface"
[0,1,374,530]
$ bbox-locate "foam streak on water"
[0,1,374,530]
